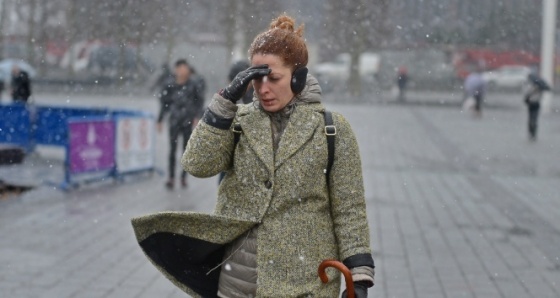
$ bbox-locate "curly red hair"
[248,14,308,70]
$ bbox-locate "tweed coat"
[132,80,373,297]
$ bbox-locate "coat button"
[264,180,272,189]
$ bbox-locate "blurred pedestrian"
[0,79,4,101]
[463,68,486,117]
[396,66,409,102]
[157,59,205,189]
[11,66,32,103]
[524,73,550,141]
[180,14,374,297]
[189,66,207,102]
[151,63,174,94]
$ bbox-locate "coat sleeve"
[328,113,374,265]
[181,93,236,178]
[157,85,172,123]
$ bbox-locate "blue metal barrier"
[34,106,111,146]
[0,103,33,151]
[0,103,156,190]
[112,109,145,117]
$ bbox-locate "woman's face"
[251,54,295,112]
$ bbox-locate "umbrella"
[318,259,355,298]
[528,73,551,91]
[0,59,36,81]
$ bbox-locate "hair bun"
[249,13,308,69]
[269,14,304,37]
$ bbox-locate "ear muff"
[291,67,308,94]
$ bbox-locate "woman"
[132,14,374,297]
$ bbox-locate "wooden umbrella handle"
[318,259,354,298]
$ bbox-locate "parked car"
[60,41,153,79]
[314,52,380,91]
[482,65,531,89]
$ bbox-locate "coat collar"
[237,103,324,173]
[238,107,275,174]
[274,104,323,169]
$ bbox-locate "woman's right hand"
[221,64,270,103]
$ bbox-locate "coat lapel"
[238,109,275,174]
[274,105,322,169]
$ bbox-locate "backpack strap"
[232,123,242,146]
[232,114,335,185]
[323,110,336,185]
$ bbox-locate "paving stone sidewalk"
[1,93,559,297]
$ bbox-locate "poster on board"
[115,117,155,173]
[68,120,115,174]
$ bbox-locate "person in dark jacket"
[524,73,549,141]
[396,66,409,102]
[463,69,486,117]
[189,66,207,104]
[0,79,4,101]
[157,59,205,189]
[151,63,174,94]
[11,66,31,102]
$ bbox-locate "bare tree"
[25,0,37,64]
[35,0,64,76]
[222,0,238,66]
[325,0,391,97]
[239,0,283,54]
[64,0,78,75]
[0,0,6,58]
[163,1,179,63]
[210,0,283,66]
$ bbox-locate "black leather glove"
[341,281,369,298]
[221,64,271,103]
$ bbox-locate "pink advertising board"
[68,119,115,174]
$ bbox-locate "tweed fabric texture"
[182,95,372,296]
